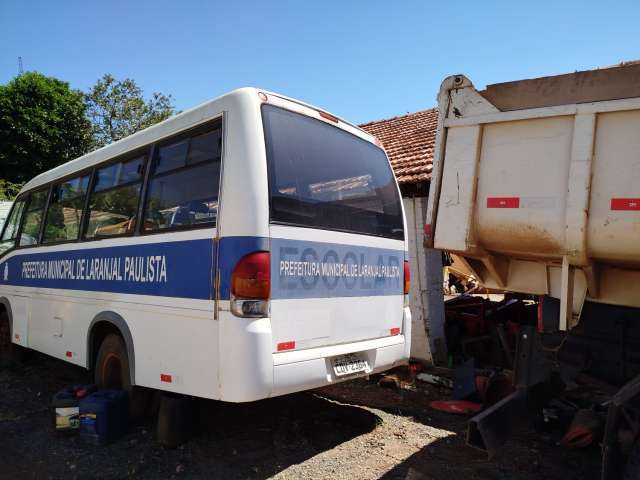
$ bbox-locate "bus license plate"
[331,354,369,377]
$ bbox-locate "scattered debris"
[416,373,453,389]
[560,409,604,449]
[430,400,483,415]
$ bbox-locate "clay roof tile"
[360,108,438,184]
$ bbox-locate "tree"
[0,180,22,201]
[0,72,93,184]
[85,74,175,148]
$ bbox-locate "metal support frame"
[467,389,527,458]
[601,373,640,480]
[465,326,548,457]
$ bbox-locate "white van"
[0,89,411,402]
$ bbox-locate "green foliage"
[85,74,176,148]
[0,72,93,184]
[0,180,23,201]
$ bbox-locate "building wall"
[403,196,446,364]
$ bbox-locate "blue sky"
[1,1,639,124]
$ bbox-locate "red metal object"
[487,197,520,208]
[408,362,422,375]
[611,198,640,211]
[561,425,594,448]
[560,409,603,448]
[430,400,483,415]
[446,300,489,337]
[537,295,544,332]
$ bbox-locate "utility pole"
[18,57,24,76]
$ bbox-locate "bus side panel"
[120,304,219,399]
[0,233,221,399]
[5,294,29,347]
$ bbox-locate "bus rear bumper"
[218,306,411,402]
[271,334,408,397]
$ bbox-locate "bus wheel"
[624,438,640,479]
[157,393,195,448]
[94,333,151,419]
[0,311,20,365]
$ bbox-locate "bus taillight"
[404,260,410,295]
[230,251,270,318]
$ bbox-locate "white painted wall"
[403,196,446,364]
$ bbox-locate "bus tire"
[0,310,21,365]
[157,393,194,448]
[624,439,640,479]
[94,333,151,419]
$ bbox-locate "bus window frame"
[0,194,28,259]
[81,148,150,241]
[40,167,94,246]
[13,186,52,250]
[139,117,224,236]
[261,104,404,240]
[1,114,224,252]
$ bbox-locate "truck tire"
[94,333,151,419]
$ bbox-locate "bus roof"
[21,88,373,194]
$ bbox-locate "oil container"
[52,384,97,433]
[79,390,129,445]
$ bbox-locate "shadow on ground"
[0,352,379,479]
[320,377,602,480]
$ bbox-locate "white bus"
[0,88,411,403]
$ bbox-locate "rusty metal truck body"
[426,63,640,330]
[426,63,640,479]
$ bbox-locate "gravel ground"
[0,352,601,480]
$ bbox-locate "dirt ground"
[0,352,601,480]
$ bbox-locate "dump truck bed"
[426,63,640,329]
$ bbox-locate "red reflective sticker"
[160,374,172,383]
[65,351,73,358]
[487,197,520,208]
[423,223,432,235]
[390,327,401,336]
[277,341,295,352]
[611,198,640,211]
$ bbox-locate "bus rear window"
[262,105,404,240]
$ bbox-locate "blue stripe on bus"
[0,239,215,300]
[271,238,404,299]
[0,236,404,301]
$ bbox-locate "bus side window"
[43,174,90,243]
[18,189,49,247]
[143,126,221,232]
[85,156,145,238]
[0,198,27,255]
